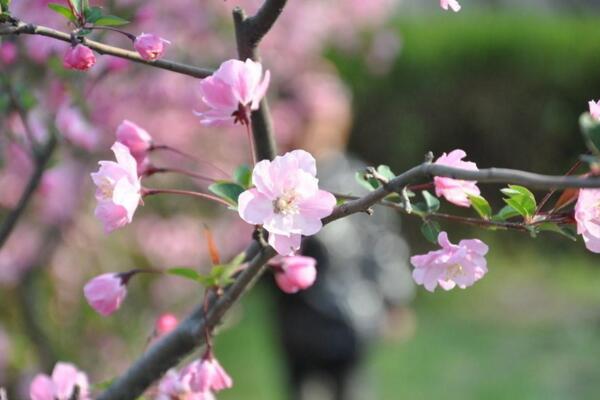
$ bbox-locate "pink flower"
[29,362,90,400]
[195,59,270,125]
[440,0,461,12]
[0,42,17,65]
[156,367,214,400]
[191,356,233,393]
[56,104,99,151]
[134,33,170,61]
[410,231,488,292]
[90,142,141,233]
[238,150,336,255]
[155,313,178,336]
[115,120,153,172]
[274,256,317,293]
[589,100,600,121]
[574,189,600,253]
[433,149,480,207]
[83,273,128,316]
[63,44,95,71]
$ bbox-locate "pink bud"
[274,256,317,294]
[63,44,95,71]
[589,100,600,121]
[83,273,127,316]
[192,357,233,393]
[115,120,152,169]
[134,33,170,61]
[0,42,17,65]
[440,0,461,12]
[155,313,178,336]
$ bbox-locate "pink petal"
[29,374,55,400]
[269,233,301,256]
[238,189,274,225]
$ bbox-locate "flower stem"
[149,144,229,178]
[244,122,257,165]
[142,188,231,207]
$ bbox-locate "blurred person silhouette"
[269,71,415,400]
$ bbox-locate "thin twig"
[0,20,213,79]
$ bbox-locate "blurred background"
[2,0,600,399]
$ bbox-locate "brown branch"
[0,20,213,79]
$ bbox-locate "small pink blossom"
[574,189,600,253]
[238,150,336,255]
[155,313,178,336]
[274,256,317,293]
[440,0,461,12]
[56,104,99,151]
[588,100,600,121]
[156,367,214,400]
[134,33,170,61]
[115,120,153,172]
[410,231,488,292]
[433,149,480,207]
[0,42,17,65]
[90,142,141,233]
[63,44,95,71]
[191,356,233,393]
[29,362,90,400]
[195,59,270,125]
[83,273,128,316]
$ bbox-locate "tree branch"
[0,135,56,250]
[0,20,213,79]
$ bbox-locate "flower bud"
[63,44,95,71]
[274,256,317,294]
[155,313,178,336]
[134,33,170,61]
[83,273,128,316]
[115,120,152,168]
[192,356,233,393]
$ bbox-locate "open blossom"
[589,100,600,121]
[116,120,153,172]
[63,44,95,70]
[411,231,488,292]
[440,0,461,12]
[191,356,233,393]
[91,142,141,233]
[134,33,170,61]
[238,150,336,255]
[574,189,600,253]
[433,149,480,207]
[195,59,270,125]
[30,362,90,400]
[274,256,317,293]
[83,273,128,316]
[155,368,215,400]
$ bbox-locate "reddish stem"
[244,122,257,166]
[149,144,229,178]
[535,159,583,215]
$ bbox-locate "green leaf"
[580,112,600,155]
[500,185,536,218]
[420,220,441,244]
[536,222,578,241]
[208,181,245,206]
[233,165,252,188]
[355,171,379,191]
[166,267,203,282]
[493,205,521,221]
[421,190,440,213]
[48,3,76,22]
[94,15,129,26]
[468,194,492,219]
[376,164,395,180]
[84,6,102,23]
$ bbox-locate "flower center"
[97,177,114,200]
[273,190,299,215]
[446,263,464,280]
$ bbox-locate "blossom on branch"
[90,142,141,233]
[155,368,214,400]
[238,150,336,255]
[195,59,270,126]
[29,362,90,400]
[410,231,488,292]
[191,356,233,393]
[273,255,317,293]
[575,189,600,253]
[433,149,480,207]
[83,273,128,316]
[63,44,95,71]
[440,0,461,12]
[134,33,170,61]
